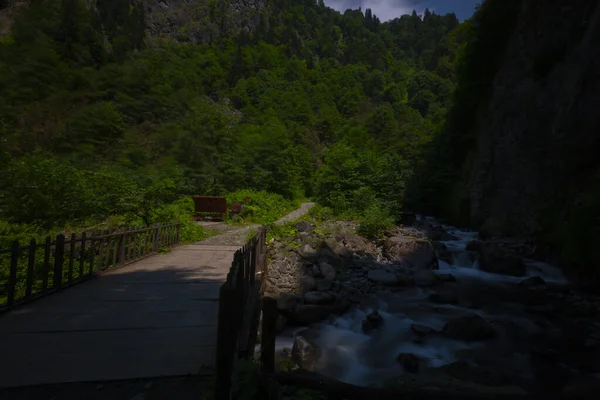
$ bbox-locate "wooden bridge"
[0,224,266,390]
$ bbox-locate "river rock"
[316,278,332,291]
[367,269,398,285]
[321,238,352,259]
[443,314,495,340]
[300,275,317,292]
[431,240,448,252]
[276,294,303,312]
[397,353,421,373]
[311,264,321,277]
[288,305,332,325]
[414,270,441,287]
[520,276,546,287]
[478,242,526,276]
[411,324,438,337]
[295,221,315,234]
[465,240,483,252]
[291,333,319,370]
[431,227,459,241]
[437,250,454,264]
[563,374,600,396]
[304,291,335,305]
[362,310,384,333]
[319,262,336,280]
[317,247,342,267]
[335,232,377,254]
[438,361,508,386]
[384,236,437,270]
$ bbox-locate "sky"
[324,0,481,22]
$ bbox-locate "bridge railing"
[0,222,180,312]
[214,227,273,400]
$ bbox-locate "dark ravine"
[441,0,600,283]
[265,217,600,397]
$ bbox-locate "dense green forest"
[0,0,475,245]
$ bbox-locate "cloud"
[324,0,426,20]
[324,1,479,21]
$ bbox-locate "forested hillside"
[0,0,468,241]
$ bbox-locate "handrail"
[0,222,181,313]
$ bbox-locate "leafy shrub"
[225,189,299,225]
[150,197,210,243]
[357,204,395,240]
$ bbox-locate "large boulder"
[265,259,305,297]
[335,233,377,256]
[384,237,437,270]
[295,221,315,234]
[520,276,546,287]
[443,314,495,341]
[276,294,303,312]
[304,291,335,305]
[321,238,352,259]
[291,331,319,370]
[431,226,459,241]
[362,310,384,333]
[288,305,332,325]
[411,324,438,337]
[319,262,337,280]
[397,353,422,373]
[478,242,526,276]
[367,269,399,286]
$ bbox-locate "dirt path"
[197,202,315,247]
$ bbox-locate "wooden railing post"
[119,229,126,264]
[261,297,278,373]
[53,234,65,289]
[42,236,51,291]
[7,240,19,306]
[79,232,86,278]
[215,282,234,400]
[176,222,181,244]
[153,224,160,252]
[68,233,76,284]
[26,238,36,299]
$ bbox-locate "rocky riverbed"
[263,216,600,397]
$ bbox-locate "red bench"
[192,196,227,221]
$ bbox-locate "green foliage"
[357,204,395,240]
[225,190,299,225]
[0,0,465,243]
[266,222,298,242]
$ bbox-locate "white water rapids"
[274,217,568,387]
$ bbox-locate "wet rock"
[526,305,554,315]
[520,276,546,287]
[438,273,457,282]
[411,324,437,337]
[311,264,321,277]
[330,298,351,314]
[384,237,437,270]
[437,250,454,264]
[431,241,448,252]
[289,305,332,325]
[400,211,417,225]
[319,262,336,280]
[291,333,319,370]
[362,310,384,333]
[478,242,526,276]
[429,291,458,304]
[304,291,335,305]
[414,270,441,287]
[431,227,459,241]
[465,240,483,252]
[367,269,398,285]
[316,278,332,291]
[276,294,303,312]
[443,314,495,340]
[300,275,317,292]
[397,353,421,373]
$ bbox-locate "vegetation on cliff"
[0,0,465,240]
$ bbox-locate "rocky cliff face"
[465,0,600,249]
[142,0,267,45]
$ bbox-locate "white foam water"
[276,217,568,386]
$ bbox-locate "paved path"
[0,203,314,388]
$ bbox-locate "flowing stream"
[275,218,569,388]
